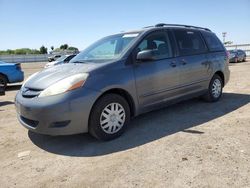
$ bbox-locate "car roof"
[229,49,244,52]
[121,23,212,34]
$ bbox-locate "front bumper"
[15,87,101,135]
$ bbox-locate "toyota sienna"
[15,23,230,140]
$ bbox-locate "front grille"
[20,116,39,128]
[22,87,42,98]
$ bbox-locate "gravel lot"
[0,61,250,188]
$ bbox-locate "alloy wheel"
[211,79,222,98]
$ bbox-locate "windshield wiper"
[71,60,90,64]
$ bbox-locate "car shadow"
[0,101,14,107]
[6,84,21,91]
[29,92,250,157]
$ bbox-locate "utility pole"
[222,32,227,44]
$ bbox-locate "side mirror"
[136,50,155,61]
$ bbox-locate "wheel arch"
[91,88,136,118]
[0,73,9,83]
[214,71,224,87]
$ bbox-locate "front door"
[133,31,180,108]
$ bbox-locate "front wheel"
[89,94,130,141]
[202,74,223,102]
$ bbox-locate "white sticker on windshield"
[122,33,139,38]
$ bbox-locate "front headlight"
[38,73,88,97]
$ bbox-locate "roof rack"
[154,23,211,31]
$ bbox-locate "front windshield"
[70,33,140,63]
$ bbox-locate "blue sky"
[0,0,249,51]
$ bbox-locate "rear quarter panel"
[208,51,230,85]
[0,64,24,83]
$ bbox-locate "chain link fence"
[0,54,49,63]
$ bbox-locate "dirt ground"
[0,61,250,188]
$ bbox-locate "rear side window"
[201,32,224,52]
[173,29,207,56]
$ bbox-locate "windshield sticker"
[122,33,139,38]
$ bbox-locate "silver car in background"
[45,54,76,68]
[15,23,230,140]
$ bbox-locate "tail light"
[15,63,21,70]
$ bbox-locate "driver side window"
[136,31,173,60]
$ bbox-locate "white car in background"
[45,54,76,68]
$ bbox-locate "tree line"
[0,44,79,55]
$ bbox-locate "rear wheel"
[0,75,7,89]
[235,58,238,63]
[243,56,246,62]
[89,94,130,141]
[202,74,223,102]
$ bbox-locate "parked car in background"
[45,54,76,68]
[0,61,24,89]
[15,23,230,140]
[228,49,246,63]
[48,54,61,62]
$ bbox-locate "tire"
[202,74,223,102]
[243,56,246,62]
[235,58,238,63]
[89,94,131,141]
[0,74,7,89]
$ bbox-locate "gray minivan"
[15,23,230,140]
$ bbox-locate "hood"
[53,60,63,64]
[45,60,62,68]
[25,62,102,90]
